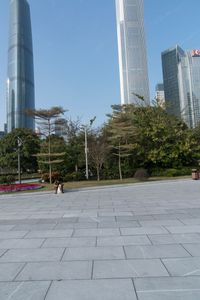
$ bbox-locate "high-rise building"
[155,83,165,108]
[162,45,200,128]
[115,0,150,105]
[7,0,35,133]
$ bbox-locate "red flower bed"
[0,183,42,193]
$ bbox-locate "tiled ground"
[0,179,200,299]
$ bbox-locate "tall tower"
[115,0,150,105]
[162,46,200,128]
[7,0,35,133]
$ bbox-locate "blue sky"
[0,0,200,130]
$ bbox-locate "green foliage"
[41,171,61,183]
[0,175,15,185]
[64,171,85,182]
[0,128,40,173]
[151,167,193,177]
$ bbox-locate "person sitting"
[54,180,59,194]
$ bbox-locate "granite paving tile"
[97,235,151,247]
[42,237,96,248]
[0,238,44,249]
[73,228,120,237]
[0,224,15,231]
[0,248,64,262]
[93,259,169,278]
[98,221,140,228]
[166,225,200,234]
[62,246,125,261]
[16,261,92,281]
[162,257,200,276]
[54,222,98,229]
[139,220,184,226]
[12,223,56,231]
[25,229,73,238]
[124,244,191,259]
[135,277,200,300]
[182,243,200,256]
[46,279,137,300]
[0,231,28,239]
[0,281,51,300]
[120,226,168,235]
[148,233,200,244]
[0,262,25,281]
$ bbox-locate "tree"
[88,128,108,181]
[106,105,137,180]
[27,106,67,183]
[0,128,40,173]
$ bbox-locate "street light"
[83,116,96,180]
[17,137,22,184]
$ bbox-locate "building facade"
[155,83,165,108]
[115,0,150,105]
[7,0,35,133]
[162,46,200,128]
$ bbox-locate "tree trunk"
[97,165,100,181]
[48,119,52,184]
[118,143,122,180]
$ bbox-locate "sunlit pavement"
[0,179,200,299]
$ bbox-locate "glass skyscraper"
[162,46,200,128]
[7,0,35,133]
[115,0,150,105]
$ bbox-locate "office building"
[7,0,35,133]
[155,83,165,108]
[162,45,200,128]
[115,0,150,105]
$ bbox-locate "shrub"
[6,175,15,185]
[134,169,149,181]
[151,167,192,177]
[64,171,85,182]
[41,172,62,183]
[0,175,15,185]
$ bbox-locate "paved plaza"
[0,179,200,299]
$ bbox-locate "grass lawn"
[41,175,191,192]
[0,176,191,195]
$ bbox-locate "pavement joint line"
[12,262,27,281]
[132,278,139,300]
[160,259,172,277]
[44,280,53,300]
[145,234,153,245]
[180,243,193,257]
[59,247,67,261]
[91,260,94,279]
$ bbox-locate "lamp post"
[83,116,96,180]
[17,137,22,184]
[84,126,89,180]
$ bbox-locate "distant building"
[0,131,5,139]
[7,0,35,132]
[155,83,165,108]
[115,0,150,105]
[54,118,67,139]
[162,45,200,128]
[4,124,7,134]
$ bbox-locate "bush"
[134,169,149,181]
[0,175,15,185]
[41,172,62,183]
[151,167,192,177]
[0,176,9,184]
[64,171,85,182]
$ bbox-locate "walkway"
[0,179,200,299]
